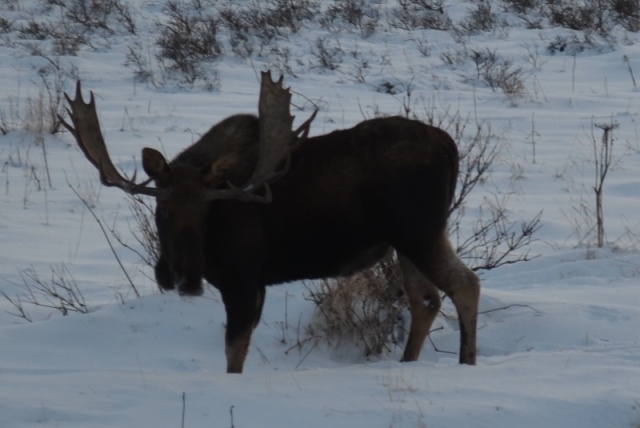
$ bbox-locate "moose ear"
[142,148,170,184]
[203,153,238,188]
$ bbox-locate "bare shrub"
[124,43,156,84]
[10,0,135,55]
[545,31,608,55]
[390,0,451,31]
[610,0,640,31]
[547,0,613,34]
[267,45,299,78]
[440,43,469,68]
[464,48,527,103]
[261,0,319,34]
[493,62,526,103]
[305,253,406,358]
[63,0,136,34]
[502,0,541,14]
[156,0,221,85]
[458,1,497,34]
[0,96,21,135]
[420,103,541,270]
[51,27,85,56]
[591,119,619,248]
[309,37,344,71]
[25,63,70,135]
[217,3,255,58]
[468,48,499,84]
[0,58,76,136]
[453,195,542,270]
[231,3,278,47]
[17,19,52,41]
[1,264,88,321]
[564,192,597,248]
[115,194,161,277]
[69,183,141,297]
[320,0,380,36]
[0,16,13,41]
[219,0,319,55]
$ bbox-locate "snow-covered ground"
[1,1,639,426]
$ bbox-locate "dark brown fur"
[144,114,480,373]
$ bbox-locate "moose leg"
[221,285,266,373]
[398,254,443,362]
[154,255,175,291]
[414,234,480,365]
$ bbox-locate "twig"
[0,289,33,322]
[480,304,542,315]
[425,326,456,356]
[181,392,186,428]
[623,55,637,88]
[294,338,319,370]
[68,182,140,297]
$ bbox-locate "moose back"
[61,72,480,373]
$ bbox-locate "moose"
[60,72,480,373]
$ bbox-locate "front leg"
[154,254,175,291]
[221,285,266,373]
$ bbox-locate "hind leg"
[398,254,442,362]
[417,233,480,364]
[399,233,480,365]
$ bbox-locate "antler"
[207,71,317,202]
[59,81,165,198]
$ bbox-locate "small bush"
[63,0,136,35]
[2,264,88,322]
[124,43,155,84]
[0,58,75,135]
[611,0,640,31]
[453,47,527,103]
[156,0,221,84]
[0,16,13,35]
[112,194,160,273]
[305,253,406,359]
[218,3,255,58]
[18,19,51,41]
[546,31,608,55]
[320,0,380,36]
[309,37,344,71]
[390,0,451,31]
[547,0,612,34]
[234,0,319,42]
[502,0,540,14]
[51,26,85,56]
[459,1,497,34]
[262,0,319,34]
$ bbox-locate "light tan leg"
[222,286,266,374]
[420,234,480,365]
[398,254,442,362]
[226,335,251,374]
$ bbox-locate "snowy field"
[1,0,639,427]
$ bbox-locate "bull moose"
[60,72,480,373]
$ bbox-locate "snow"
[1,1,640,427]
